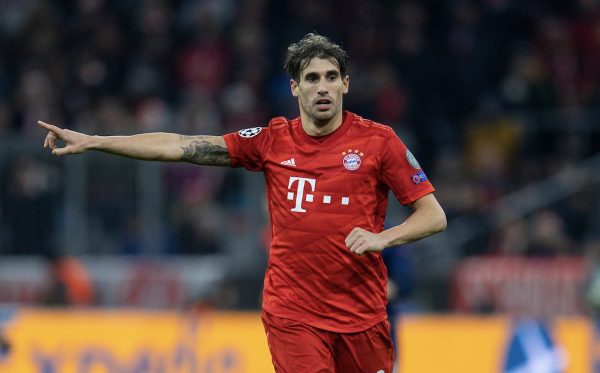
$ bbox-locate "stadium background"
[0,0,599,372]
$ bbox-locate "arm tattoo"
[179,135,231,166]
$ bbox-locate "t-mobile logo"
[287,176,350,213]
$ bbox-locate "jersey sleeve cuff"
[222,133,241,168]
[399,185,436,206]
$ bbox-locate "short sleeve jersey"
[223,111,435,332]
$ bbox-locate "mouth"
[315,98,332,111]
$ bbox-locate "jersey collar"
[294,111,355,146]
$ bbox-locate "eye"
[328,74,337,81]
[306,75,317,82]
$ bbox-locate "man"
[40,33,446,372]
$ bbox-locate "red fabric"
[262,311,394,373]
[224,111,434,332]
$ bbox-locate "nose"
[317,79,328,94]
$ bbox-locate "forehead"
[301,57,341,76]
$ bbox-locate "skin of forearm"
[378,203,447,248]
[89,133,231,166]
[90,133,184,161]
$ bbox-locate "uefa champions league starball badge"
[342,149,364,171]
[238,127,262,138]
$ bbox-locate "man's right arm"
[39,121,231,166]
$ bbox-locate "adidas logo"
[280,158,296,166]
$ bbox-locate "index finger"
[37,121,62,133]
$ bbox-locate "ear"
[290,79,299,97]
[342,75,349,94]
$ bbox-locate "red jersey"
[223,111,434,332]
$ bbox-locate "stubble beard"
[306,100,341,128]
[312,108,336,126]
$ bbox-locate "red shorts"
[261,311,394,373]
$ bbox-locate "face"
[290,57,349,126]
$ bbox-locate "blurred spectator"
[464,98,523,206]
[44,255,95,306]
[488,218,529,256]
[3,157,59,255]
[526,209,574,256]
[500,46,558,109]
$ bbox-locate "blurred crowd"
[0,0,599,265]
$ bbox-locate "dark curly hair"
[284,33,348,81]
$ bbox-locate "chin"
[313,110,336,122]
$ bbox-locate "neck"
[300,110,344,137]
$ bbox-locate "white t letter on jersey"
[287,177,316,213]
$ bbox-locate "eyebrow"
[303,70,340,79]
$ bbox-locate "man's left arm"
[345,193,446,256]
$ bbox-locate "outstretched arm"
[345,193,446,256]
[38,121,231,166]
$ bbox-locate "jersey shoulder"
[353,114,394,132]
[267,116,291,130]
[351,113,398,139]
[265,116,298,144]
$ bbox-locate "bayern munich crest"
[237,127,262,138]
[342,149,364,171]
